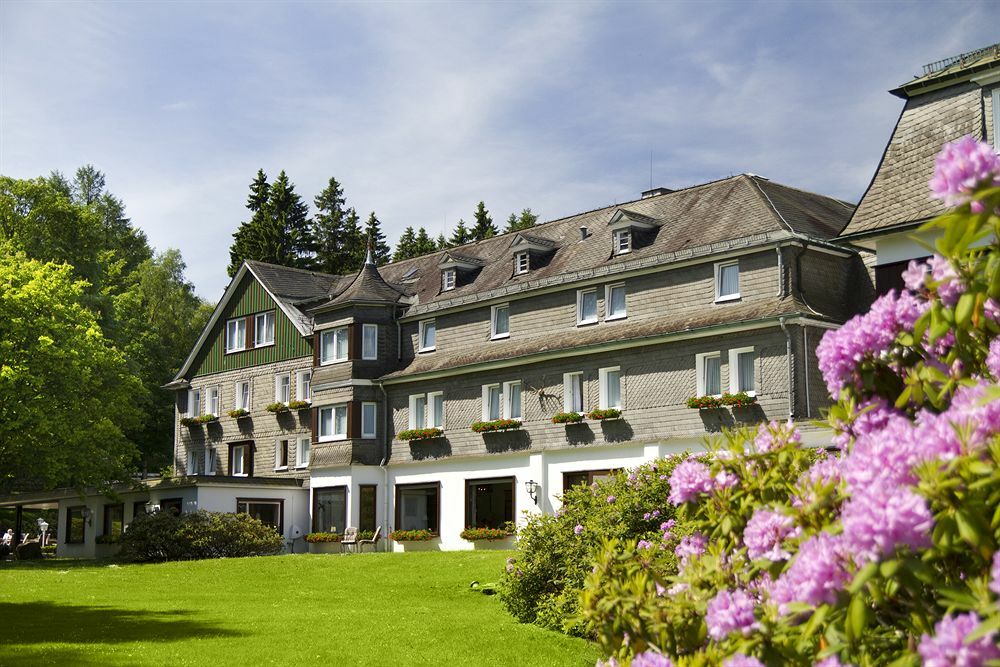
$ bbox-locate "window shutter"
[247,443,255,478]
[313,333,321,366]
[178,390,189,414]
[311,407,319,443]
[353,324,363,359]
[347,324,362,360]
[347,400,361,439]
[246,315,255,349]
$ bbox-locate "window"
[428,392,444,429]
[225,317,246,353]
[563,469,616,492]
[577,288,598,325]
[237,499,283,534]
[318,405,348,441]
[729,347,756,394]
[66,506,85,544]
[408,394,427,429]
[599,367,622,410]
[359,485,377,533]
[254,311,275,347]
[275,373,291,404]
[503,381,522,420]
[614,229,631,255]
[275,439,289,470]
[715,261,740,301]
[205,447,217,475]
[362,324,378,360]
[442,268,456,291]
[419,319,436,352]
[103,504,124,540]
[187,449,201,475]
[207,386,220,416]
[482,384,501,421]
[514,251,530,275]
[160,498,183,516]
[563,372,584,414]
[362,402,377,439]
[491,304,510,339]
[296,371,311,402]
[696,352,722,396]
[606,284,626,320]
[296,436,310,468]
[395,483,439,532]
[231,443,251,477]
[187,388,201,417]
[320,327,349,364]
[465,477,514,529]
[235,380,251,411]
[314,487,347,533]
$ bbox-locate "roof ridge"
[744,175,795,234]
[755,178,856,210]
[246,258,348,280]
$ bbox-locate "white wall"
[195,485,309,547]
[876,228,992,265]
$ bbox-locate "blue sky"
[2,1,998,299]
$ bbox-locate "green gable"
[190,272,312,378]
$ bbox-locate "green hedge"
[119,510,284,562]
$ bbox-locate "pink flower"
[840,482,933,563]
[754,420,801,452]
[986,338,1000,380]
[705,589,759,641]
[743,508,798,561]
[918,612,1000,666]
[606,495,616,504]
[902,259,929,292]
[630,651,673,667]
[675,532,707,568]
[928,255,963,307]
[770,533,850,613]
[574,524,584,535]
[990,551,1000,595]
[985,298,1000,323]
[722,655,765,667]
[813,657,846,667]
[667,460,715,504]
[928,135,1000,207]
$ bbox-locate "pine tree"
[504,212,518,234]
[436,233,447,249]
[414,227,437,256]
[504,207,539,233]
[364,211,391,265]
[229,170,269,276]
[342,207,365,272]
[268,171,312,269]
[448,218,472,247]
[393,227,417,262]
[471,201,497,241]
[312,177,347,274]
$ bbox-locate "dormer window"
[442,268,456,291]
[614,229,631,255]
[514,252,529,275]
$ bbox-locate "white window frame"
[482,383,502,421]
[274,373,291,405]
[563,372,584,414]
[275,439,289,471]
[231,444,248,477]
[514,251,530,275]
[187,450,201,476]
[502,380,522,421]
[225,318,246,353]
[204,447,217,476]
[362,324,378,360]
[419,319,436,352]
[320,327,349,365]
[254,311,275,347]
[599,366,622,410]
[428,391,444,429]
[234,380,251,411]
[361,402,377,439]
[206,386,220,416]
[577,288,598,326]
[408,394,428,430]
[696,352,723,397]
[605,283,627,321]
[491,303,510,340]
[187,388,201,417]
[442,268,456,291]
[714,260,741,302]
[295,436,310,468]
[296,371,311,403]
[614,228,631,255]
[318,405,348,442]
[728,346,756,396]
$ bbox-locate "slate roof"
[382,296,826,380]
[891,42,1000,99]
[326,260,406,307]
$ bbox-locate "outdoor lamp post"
[524,480,539,505]
[37,519,49,546]
[81,508,92,526]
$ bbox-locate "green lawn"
[0,552,596,666]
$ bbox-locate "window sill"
[254,341,275,349]
[576,319,598,327]
[273,466,288,472]
[605,314,627,322]
[714,294,741,303]
[361,434,377,440]
[295,463,309,469]
[490,333,510,341]
[233,473,248,478]
[318,435,347,443]
[320,358,349,366]
[418,347,436,354]
[361,355,378,361]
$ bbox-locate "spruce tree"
[414,227,437,256]
[471,201,497,241]
[228,169,269,276]
[312,177,347,274]
[364,211,391,265]
[504,212,518,234]
[268,170,312,269]
[436,233,447,249]
[448,218,472,247]
[342,207,365,272]
[393,227,417,262]
[504,207,539,233]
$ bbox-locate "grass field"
[0,551,597,666]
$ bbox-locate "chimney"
[579,226,588,240]
[641,186,673,199]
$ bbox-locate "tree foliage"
[393,226,437,262]
[228,170,314,275]
[471,201,497,241]
[364,211,391,265]
[504,208,539,233]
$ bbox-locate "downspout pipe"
[779,317,795,422]
[803,327,811,419]
[376,378,390,552]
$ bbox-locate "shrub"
[396,427,444,441]
[41,544,56,556]
[586,408,622,420]
[389,529,435,541]
[579,138,1000,666]
[179,417,200,426]
[357,530,375,541]
[95,534,121,545]
[119,510,284,562]
[304,532,341,543]
[460,526,513,541]
[265,402,289,413]
[685,395,722,409]
[471,419,522,433]
[551,412,584,424]
[287,400,310,410]
[228,408,249,418]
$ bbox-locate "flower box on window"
[471,419,522,433]
[287,400,311,410]
[304,532,342,543]
[228,408,250,419]
[720,392,758,408]
[197,414,218,424]
[686,395,724,410]
[460,526,515,541]
[389,529,436,542]
[552,412,584,424]
[397,428,444,442]
[587,408,622,421]
[265,402,290,414]
[181,414,217,426]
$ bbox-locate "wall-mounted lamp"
[524,480,539,505]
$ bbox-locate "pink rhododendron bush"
[578,138,1000,666]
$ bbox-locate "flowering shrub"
[460,526,514,541]
[587,408,623,420]
[287,400,310,410]
[396,427,444,441]
[265,402,289,413]
[686,395,723,409]
[552,411,585,424]
[228,408,249,418]
[579,138,1000,666]
[389,529,435,541]
[304,532,341,543]
[471,419,522,433]
[720,392,757,408]
[180,414,217,425]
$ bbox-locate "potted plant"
[720,391,758,408]
[196,414,218,424]
[265,402,290,414]
[686,395,724,410]
[396,427,444,442]
[305,531,342,554]
[287,400,310,410]
[228,408,250,419]
[180,416,200,427]
[470,419,522,433]
[587,408,622,421]
[551,412,584,424]
[389,528,438,552]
